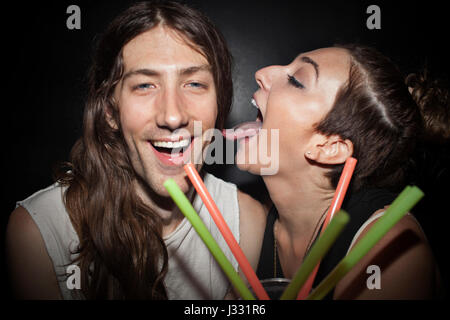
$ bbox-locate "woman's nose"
[255,65,281,91]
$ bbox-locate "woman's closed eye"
[287,74,305,89]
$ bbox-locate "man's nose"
[156,88,189,130]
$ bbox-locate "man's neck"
[134,179,193,238]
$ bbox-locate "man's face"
[113,25,218,197]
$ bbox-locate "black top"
[256,187,396,299]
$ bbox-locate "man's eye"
[186,82,207,89]
[134,83,155,90]
[287,75,305,89]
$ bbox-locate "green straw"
[280,210,350,300]
[163,178,255,300]
[307,185,424,300]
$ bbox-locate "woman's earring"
[306,151,312,155]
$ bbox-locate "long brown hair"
[56,1,233,299]
[316,44,449,191]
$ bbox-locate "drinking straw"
[184,163,270,300]
[280,210,350,300]
[306,185,424,300]
[323,157,358,225]
[163,178,255,300]
[297,157,357,299]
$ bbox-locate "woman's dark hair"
[55,1,232,299]
[406,70,450,144]
[316,44,449,191]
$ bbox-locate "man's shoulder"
[203,172,237,192]
[16,183,68,218]
[202,172,267,218]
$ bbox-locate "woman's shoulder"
[359,206,431,255]
[334,206,439,299]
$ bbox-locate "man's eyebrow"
[122,65,212,81]
[300,56,319,82]
[179,65,212,76]
[122,68,160,81]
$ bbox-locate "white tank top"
[16,173,240,300]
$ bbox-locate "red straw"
[297,157,357,299]
[184,163,270,300]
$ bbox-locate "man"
[6,1,265,299]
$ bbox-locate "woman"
[225,44,448,299]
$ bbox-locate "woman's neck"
[264,170,334,236]
[263,169,334,277]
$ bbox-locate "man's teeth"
[251,98,260,109]
[152,139,190,148]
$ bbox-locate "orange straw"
[184,163,270,300]
[297,157,357,299]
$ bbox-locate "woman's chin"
[236,160,250,172]
[235,154,260,175]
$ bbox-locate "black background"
[2,0,449,299]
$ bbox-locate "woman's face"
[236,47,351,176]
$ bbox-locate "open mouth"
[222,98,263,141]
[149,136,194,166]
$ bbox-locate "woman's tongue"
[222,121,262,141]
[222,102,263,141]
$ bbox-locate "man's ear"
[105,106,119,130]
[305,134,353,164]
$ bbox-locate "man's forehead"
[122,26,210,74]
[128,63,210,72]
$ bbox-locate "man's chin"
[157,173,191,196]
[133,169,189,201]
